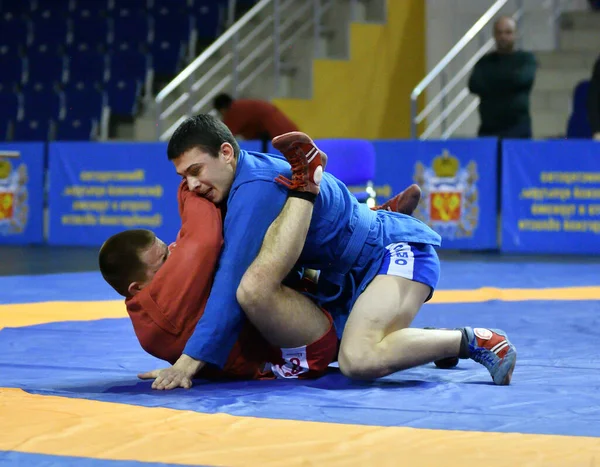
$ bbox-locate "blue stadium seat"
[148,39,184,76]
[72,0,111,16]
[21,82,66,120]
[55,116,98,140]
[0,48,26,86]
[25,44,68,85]
[104,78,141,116]
[567,80,593,139]
[62,82,107,120]
[149,0,187,11]
[110,8,153,45]
[0,87,23,121]
[12,118,52,141]
[0,118,11,141]
[30,0,73,15]
[65,43,109,84]
[0,0,29,15]
[70,13,111,45]
[0,13,32,47]
[153,8,194,44]
[313,139,376,203]
[109,44,151,81]
[29,9,71,47]
[193,0,222,39]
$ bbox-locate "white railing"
[155,0,344,141]
[410,0,562,140]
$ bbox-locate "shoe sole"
[490,329,517,386]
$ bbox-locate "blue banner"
[502,140,600,254]
[48,142,182,246]
[0,143,45,244]
[372,139,499,250]
[47,141,264,246]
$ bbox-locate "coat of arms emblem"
[0,151,29,235]
[413,149,479,239]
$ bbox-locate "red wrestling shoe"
[373,184,422,215]
[273,132,326,196]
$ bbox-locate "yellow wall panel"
[273,0,425,139]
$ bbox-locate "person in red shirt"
[214,93,299,152]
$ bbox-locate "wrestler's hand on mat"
[138,355,205,390]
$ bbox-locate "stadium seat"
[148,39,185,77]
[313,139,377,203]
[70,14,111,45]
[55,116,98,140]
[72,0,111,16]
[0,49,26,86]
[62,82,107,120]
[110,7,153,45]
[567,80,593,139]
[65,43,109,85]
[29,8,71,46]
[109,44,151,80]
[0,0,28,15]
[152,3,194,44]
[104,78,142,116]
[0,87,23,121]
[25,43,68,85]
[30,0,73,15]
[0,118,11,141]
[12,118,52,141]
[193,1,222,40]
[21,82,66,120]
[0,13,32,47]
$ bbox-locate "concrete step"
[560,10,600,30]
[530,90,573,113]
[532,111,568,138]
[535,50,598,70]
[533,68,590,92]
[560,29,600,52]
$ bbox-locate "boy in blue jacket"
[147,115,516,390]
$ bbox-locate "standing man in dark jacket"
[587,55,600,141]
[468,16,537,138]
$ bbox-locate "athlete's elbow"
[236,268,273,313]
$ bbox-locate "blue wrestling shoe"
[461,327,517,385]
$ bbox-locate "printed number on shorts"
[392,243,410,266]
[284,357,302,377]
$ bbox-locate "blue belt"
[310,208,377,305]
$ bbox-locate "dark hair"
[213,93,233,111]
[98,229,155,297]
[167,113,240,160]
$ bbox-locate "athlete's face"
[172,143,236,205]
[127,235,170,296]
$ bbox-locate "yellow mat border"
[2,388,599,467]
[2,286,600,329]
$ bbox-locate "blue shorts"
[377,242,440,301]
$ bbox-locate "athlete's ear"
[128,281,143,297]
[220,142,235,163]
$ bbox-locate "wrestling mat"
[1,257,600,466]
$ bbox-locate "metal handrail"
[156,0,272,104]
[410,0,509,139]
[155,0,336,141]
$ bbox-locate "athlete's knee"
[337,342,389,380]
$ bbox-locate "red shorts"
[204,308,339,381]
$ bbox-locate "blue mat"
[0,452,204,467]
[1,259,599,305]
[2,260,600,437]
